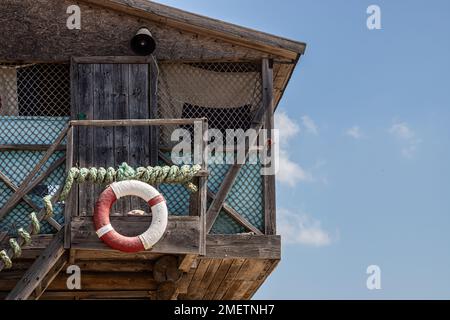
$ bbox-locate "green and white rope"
[0,250,12,269]
[9,238,21,258]
[60,163,201,201]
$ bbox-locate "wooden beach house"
[0,0,306,300]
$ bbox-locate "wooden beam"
[263,58,276,235]
[38,290,155,300]
[6,229,66,300]
[72,56,153,64]
[76,260,153,272]
[47,272,158,291]
[205,59,274,233]
[198,119,208,256]
[32,252,68,300]
[70,118,207,127]
[213,191,263,236]
[0,144,66,151]
[64,127,74,249]
[71,216,200,255]
[178,254,197,273]
[205,234,281,260]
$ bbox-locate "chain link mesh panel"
[157,62,265,234]
[0,63,69,235]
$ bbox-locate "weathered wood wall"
[0,0,269,62]
[72,62,151,216]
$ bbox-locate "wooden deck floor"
[0,234,280,300]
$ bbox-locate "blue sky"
[156,0,450,299]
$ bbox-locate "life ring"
[93,181,168,253]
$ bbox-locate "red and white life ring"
[93,181,168,253]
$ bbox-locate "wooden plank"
[47,272,158,291]
[178,254,197,273]
[186,259,210,295]
[177,267,196,295]
[202,259,233,300]
[0,145,66,151]
[76,63,95,217]
[263,59,276,235]
[92,63,115,217]
[128,63,150,211]
[112,63,131,216]
[221,197,263,235]
[212,258,246,300]
[242,259,279,300]
[74,250,164,261]
[71,216,200,254]
[198,119,208,255]
[205,58,274,233]
[225,280,254,300]
[70,59,80,222]
[235,259,268,281]
[32,252,68,300]
[205,234,281,260]
[5,229,66,300]
[64,127,74,248]
[73,56,153,64]
[76,260,153,272]
[39,290,155,300]
[70,118,207,126]
[193,259,221,300]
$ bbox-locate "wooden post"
[263,59,276,235]
[6,229,66,300]
[198,119,208,255]
[205,58,274,233]
[64,126,74,249]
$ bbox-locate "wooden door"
[71,59,156,217]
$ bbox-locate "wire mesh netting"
[157,62,265,234]
[0,63,70,235]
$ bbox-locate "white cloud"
[277,150,313,186]
[389,122,420,158]
[274,112,314,186]
[275,111,300,142]
[278,208,332,247]
[389,122,415,140]
[346,126,363,139]
[301,115,319,135]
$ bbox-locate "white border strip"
[96,224,114,238]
